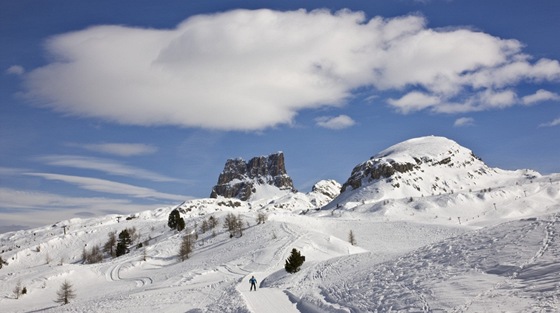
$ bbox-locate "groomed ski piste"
[2,137,560,312]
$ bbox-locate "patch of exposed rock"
[210,152,296,201]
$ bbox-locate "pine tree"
[116,229,132,257]
[168,209,185,231]
[54,280,76,305]
[285,248,305,273]
[348,230,357,246]
[179,234,194,261]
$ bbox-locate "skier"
[249,275,257,291]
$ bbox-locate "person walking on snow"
[249,275,257,291]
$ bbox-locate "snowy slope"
[1,136,560,313]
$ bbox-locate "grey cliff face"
[341,159,420,193]
[210,152,296,200]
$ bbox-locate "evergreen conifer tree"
[285,248,305,273]
[116,229,132,257]
[168,209,185,231]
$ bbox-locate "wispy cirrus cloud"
[454,117,475,127]
[539,117,560,127]
[36,155,181,182]
[315,115,356,129]
[0,187,175,230]
[22,9,560,130]
[6,65,25,75]
[25,173,187,201]
[70,142,158,156]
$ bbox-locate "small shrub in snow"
[13,280,22,299]
[256,212,268,224]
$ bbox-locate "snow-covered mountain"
[325,136,540,210]
[1,136,559,312]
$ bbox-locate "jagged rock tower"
[210,152,296,201]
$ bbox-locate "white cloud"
[539,117,560,127]
[522,89,560,105]
[388,92,442,113]
[478,89,518,108]
[75,143,158,156]
[26,172,186,201]
[36,155,180,182]
[454,117,475,127]
[6,65,24,75]
[0,187,173,229]
[315,115,356,129]
[23,9,560,129]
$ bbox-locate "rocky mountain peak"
[339,136,513,198]
[210,152,296,201]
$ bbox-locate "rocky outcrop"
[311,180,341,199]
[210,152,296,200]
[341,160,419,192]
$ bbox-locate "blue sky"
[1,0,559,231]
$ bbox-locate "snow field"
[1,171,559,312]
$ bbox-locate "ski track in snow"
[236,222,302,313]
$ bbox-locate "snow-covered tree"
[0,255,8,268]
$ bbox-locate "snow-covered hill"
[1,136,560,312]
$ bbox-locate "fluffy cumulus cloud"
[315,115,356,129]
[521,89,560,105]
[23,9,560,130]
